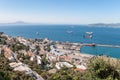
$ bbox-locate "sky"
[0,0,120,24]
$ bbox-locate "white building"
[76,64,87,70]
[30,55,35,61]
[17,37,30,46]
[55,62,73,69]
[0,48,1,54]
[37,55,42,64]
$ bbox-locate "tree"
[88,56,120,80]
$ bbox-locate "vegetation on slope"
[0,53,34,80]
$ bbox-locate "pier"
[96,44,120,48]
[82,43,120,48]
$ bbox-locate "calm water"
[0,25,120,58]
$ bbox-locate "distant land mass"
[0,21,29,25]
[0,21,55,25]
[89,23,120,27]
[1,21,120,27]
[12,21,27,24]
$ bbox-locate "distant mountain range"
[89,23,120,27]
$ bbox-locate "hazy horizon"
[1,21,120,25]
[0,0,120,24]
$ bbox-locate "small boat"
[86,32,93,34]
[85,43,96,46]
[83,32,93,38]
[66,31,73,34]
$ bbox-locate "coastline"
[0,32,120,80]
[1,32,118,59]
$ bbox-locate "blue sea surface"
[0,25,120,58]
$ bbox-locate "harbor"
[53,41,120,58]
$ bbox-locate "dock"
[82,43,120,48]
[96,44,120,48]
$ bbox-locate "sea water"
[0,25,120,58]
